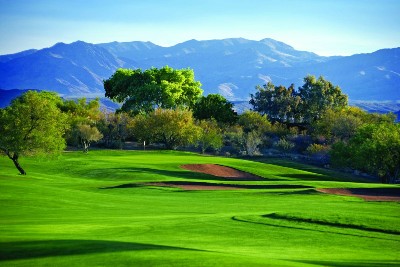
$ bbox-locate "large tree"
[193,94,238,125]
[104,66,203,114]
[0,91,67,175]
[250,82,300,123]
[250,75,347,124]
[298,75,348,123]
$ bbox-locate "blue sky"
[0,0,399,56]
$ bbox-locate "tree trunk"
[81,139,90,153]
[7,152,26,175]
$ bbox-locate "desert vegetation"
[2,67,398,182]
[1,66,399,266]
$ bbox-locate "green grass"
[0,150,399,266]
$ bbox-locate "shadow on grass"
[290,260,400,267]
[100,183,144,189]
[263,213,400,235]
[277,173,332,181]
[273,189,318,196]
[249,158,375,183]
[0,240,204,261]
[231,216,399,241]
[101,181,313,190]
[163,181,313,190]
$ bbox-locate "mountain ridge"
[0,38,399,101]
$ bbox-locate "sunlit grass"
[1,150,399,266]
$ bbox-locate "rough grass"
[0,150,399,266]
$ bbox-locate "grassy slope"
[0,150,399,267]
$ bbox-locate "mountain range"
[0,38,399,102]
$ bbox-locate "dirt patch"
[317,188,400,202]
[181,164,263,180]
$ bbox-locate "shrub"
[305,143,330,155]
[244,131,263,156]
[197,119,223,154]
[274,138,295,152]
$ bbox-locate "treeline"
[0,66,399,183]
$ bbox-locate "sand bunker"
[181,164,263,181]
[317,188,400,202]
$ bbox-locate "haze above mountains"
[0,38,399,102]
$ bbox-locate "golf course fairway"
[1,150,399,266]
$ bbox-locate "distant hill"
[0,89,34,108]
[0,38,399,101]
[0,88,120,112]
[0,41,125,96]
[0,49,38,63]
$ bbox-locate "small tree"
[238,110,271,134]
[77,124,103,153]
[0,91,67,175]
[312,108,363,143]
[132,109,200,150]
[331,122,400,183]
[98,111,134,148]
[193,94,238,125]
[244,131,263,156]
[197,119,223,154]
[237,111,271,155]
[60,98,102,147]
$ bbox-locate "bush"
[270,122,289,137]
[305,143,330,155]
[274,138,295,152]
[244,131,263,156]
[197,119,223,154]
[287,134,312,153]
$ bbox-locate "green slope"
[0,150,399,266]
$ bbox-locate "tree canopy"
[104,66,203,114]
[197,119,224,154]
[250,75,348,124]
[59,98,102,148]
[298,75,348,123]
[250,82,300,123]
[193,94,238,125]
[0,91,67,174]
[132,108,200,150]
[331,122,400,183]
[77,124,103,153]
